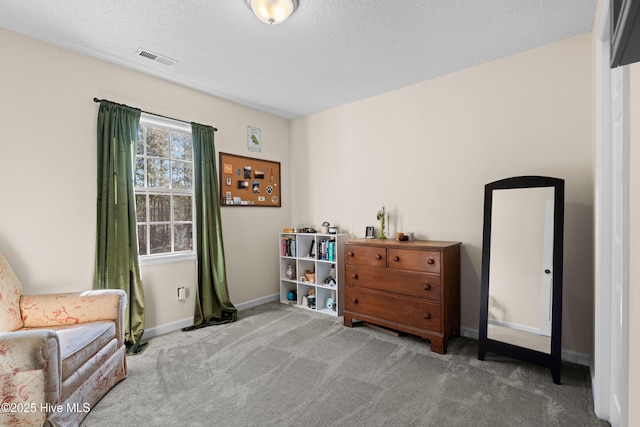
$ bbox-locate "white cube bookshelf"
[279,232,347,316]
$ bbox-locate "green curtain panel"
[186,123,237,329]
[95,100,146,354]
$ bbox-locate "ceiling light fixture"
[246,0,298,25]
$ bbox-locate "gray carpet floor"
[82,302,609,426]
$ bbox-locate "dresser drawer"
[345,287,442,333]
[345,244,387,267]
[388,248,441,273]
[345,265,441,302]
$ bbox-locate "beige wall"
[291,34,594,356]
[0,28,291,331]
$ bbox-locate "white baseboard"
[461,327,479,340]
[459,327,591,367]
[234,293,279,311]
[561,348,591,367]
[141,293,280,341]
[142,316,194,341]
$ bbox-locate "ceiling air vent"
[135,48,177,66]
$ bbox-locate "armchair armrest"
[0,329,61,424]
[20,290,127,346]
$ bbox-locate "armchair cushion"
[23,321,116,381]
[0,253,24,332]
[20,290,126,328]
[20,320,120,403]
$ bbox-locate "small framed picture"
[248,126,261,152]
[365,226,375,239]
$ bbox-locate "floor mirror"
[477,176,564,384]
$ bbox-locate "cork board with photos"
[219,152,281,207]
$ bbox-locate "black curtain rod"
[93,97,217,132]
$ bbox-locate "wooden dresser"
[343,239,461,354]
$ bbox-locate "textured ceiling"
[0,0,597,119]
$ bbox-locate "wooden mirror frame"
[477,176,564,384]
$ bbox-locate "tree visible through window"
[135,115,194,256]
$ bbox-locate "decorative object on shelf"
[287,290,296,302]
[324,263,336,285]
[245,0,298,25]
[307,295,316,309]
[286,264,294,279]
[305,271,316,284]
[326,298,336,310]
[247,126,261,152]
[396,232,409,242]
[377,206,388,239]
[328,226,338,234]
[365,226,375,239]
[307,289,316,309]
[307,238,316,258]
[320,221,330,234]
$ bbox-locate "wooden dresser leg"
[344,314,353,327]
[430,337,445,354]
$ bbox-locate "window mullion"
[145,193,151,256]
[170,194,175,253]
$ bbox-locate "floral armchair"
[0,253,127,426]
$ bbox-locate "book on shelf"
[281,237,296,257]
[328,241,335,261]
[317,238,336,261]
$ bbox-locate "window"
[135,114,194,258]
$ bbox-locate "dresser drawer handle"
[375,254,382,260]
[351,298,358,304]
[423,312,431,320]
[352,273,358,279]
[423,284,431,291]
[393,256,400,262]
[348,252,354,257]
[427,259,435,265]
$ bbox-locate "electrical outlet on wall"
[177,286,186,302]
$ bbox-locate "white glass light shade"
[247,0,298,25]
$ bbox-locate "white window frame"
[136,113,196,265]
